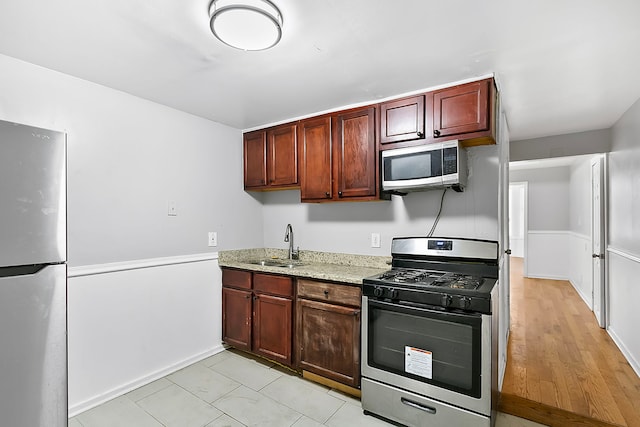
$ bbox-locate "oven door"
[361,296,492,416]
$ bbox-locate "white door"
[497,107,510,388]
[591,156,605,328]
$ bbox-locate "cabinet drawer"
[222,269,252,290]
[254,273,293,297]
[297,279,361,307]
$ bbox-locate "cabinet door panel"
[268,124,298,186]
[253,294,292,365]
[433,80,489,138]
[335,107,376,199]
[299,117,332,201]
[222,287,252,351]
[244,131,267,188]
[296,298,360,387]
[379,95,425,144]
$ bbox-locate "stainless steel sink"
[247,259,305,268]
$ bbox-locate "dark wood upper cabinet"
[379,95,425,144]
[334,107,377,199]
[299,116,333,202]
[433,79,491,139]
[244,123,298,190]
[267,123,298,187]
[243,130,267,188]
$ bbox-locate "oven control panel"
[363,283,493,315]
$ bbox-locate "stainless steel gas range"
[361,237,499,427]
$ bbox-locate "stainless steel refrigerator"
[0,119,67,426]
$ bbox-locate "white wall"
[262,145,500,253]
[608,96,640,376]
[510,128,611,162]
[0,54,263,266]
[0,54,264,413]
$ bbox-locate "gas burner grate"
[378,269,442,284]
[432,273,483,290]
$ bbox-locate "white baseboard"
[607,327,640,379]
[569,278,593,310]
[69,345,225,417]
[524,273,569,281]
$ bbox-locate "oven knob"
[441,295,452,307]
[458,297,471,310]
[389,288,399,299]
[373,287,385,297]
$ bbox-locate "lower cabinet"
[221,269,293,366]
[296,279,361,387]
[252,293,292,364]
[221,269,362,388]
[222,286,252,351]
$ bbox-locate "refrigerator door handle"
[0,264,51,278]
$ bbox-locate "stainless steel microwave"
[381,140,467,193]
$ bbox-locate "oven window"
[384,149,442,181]
[367,300,482,397]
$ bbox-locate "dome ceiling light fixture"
[208,0,283,51]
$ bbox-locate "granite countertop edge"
[218,248,391,285]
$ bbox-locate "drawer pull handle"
[323,290,329,296]
[401,397,436,414]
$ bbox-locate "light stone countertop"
[218,248,391,285]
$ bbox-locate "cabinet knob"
[325,192,330,198]
[353,310,360,317]
[338,191,343,197]
[416,131,424,138]
[433,130,441,137]
[323,290,329,297]
[245,295,251,299]
[253,295,259,301]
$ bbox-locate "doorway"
[508,154,607,324]
[508,182,527,271]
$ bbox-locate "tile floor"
[70,349,547,427]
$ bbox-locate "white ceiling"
[1,0,639,141]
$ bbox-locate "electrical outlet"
[168,200,177,216]
[208,231,218,247]
[371,233,381,248]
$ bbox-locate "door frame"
[591,154,608,328]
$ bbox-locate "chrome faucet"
[284,224,299,260]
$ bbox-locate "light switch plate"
[371,233,381,248]
[208,231,218,247]
[168,200,177,216]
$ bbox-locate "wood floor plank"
[500,257,640,427]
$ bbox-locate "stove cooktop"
[375,269,484,290]
[363,268,497,314]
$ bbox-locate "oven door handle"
[400,397,437,414]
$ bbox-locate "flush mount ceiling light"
[209,0,283,51]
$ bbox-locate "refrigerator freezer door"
[0,264,67,426]
[0,120,66,267]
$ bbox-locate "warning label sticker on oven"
[405,346,433,379]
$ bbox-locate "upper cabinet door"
[243,130,267,188]
[267,123,298,187]
[299,116,332,202]
[379,95,425,144]
[433,79,490,139]
[334,107,376,199]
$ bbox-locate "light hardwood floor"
[499,257,640,427]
